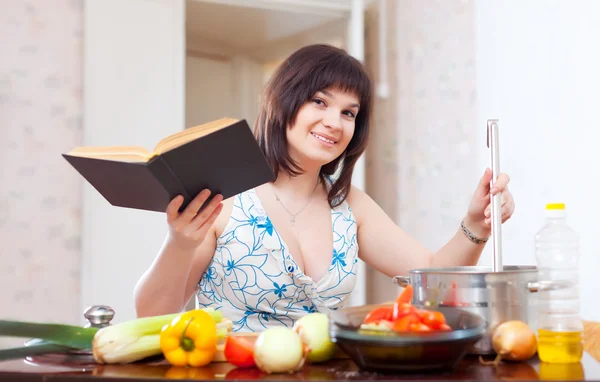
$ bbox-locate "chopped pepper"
[392,285,414,320]
[159,310,218,367]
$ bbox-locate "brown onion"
[492,320,537,362]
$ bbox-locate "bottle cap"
[545,203,566,218]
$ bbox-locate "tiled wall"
[364,0,478,304]
[0,0,83,345]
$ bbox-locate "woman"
[134,44,514,331]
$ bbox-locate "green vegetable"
[0,308,225,364]
[0,320,98,349]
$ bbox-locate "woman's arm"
[133,231,218,317]
[133,190,223,317]
[348,169,514,278]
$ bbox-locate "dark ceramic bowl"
[328,303,486,373]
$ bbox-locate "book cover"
[63,119,275,213]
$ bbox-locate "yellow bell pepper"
[159,309,218,367]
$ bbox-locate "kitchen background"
[1,0,598,347]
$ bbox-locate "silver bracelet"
[460,219,490,245]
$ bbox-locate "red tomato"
[420,311,446,329]
[439,323,452,331]
[364,306,394,324]
[409,322,433,332]
[224,335,256,368]
[392,314,420,332]
[393,303,417,321]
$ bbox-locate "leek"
[0,320,98,349]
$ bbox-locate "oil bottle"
[535,203,583,363]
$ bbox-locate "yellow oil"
[539,362,585,381]
[537,329,583,363]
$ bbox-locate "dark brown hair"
[254,44,372,207]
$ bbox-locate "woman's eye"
[312,98,325,106]
[343,111,356,118]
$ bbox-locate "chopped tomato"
[224,335,256,368]
[364,306,393,324]
[392,314,420,332]
[439,323,452,331]
[393,303,417,321]
[410,322,433,332]
[362,286,454,334]
[420,311,446,330]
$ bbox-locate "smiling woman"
[133,44,516,333]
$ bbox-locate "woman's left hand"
[464,168,515,237]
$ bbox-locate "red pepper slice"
[364,306,394,324]
[392,285,414,320]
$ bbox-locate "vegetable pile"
[0,307,230,366]
[0,285,541,374]
[360,285,451,333]
[0,309,338,375]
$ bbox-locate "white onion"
[253,327,306,374]
[293,313,336,363]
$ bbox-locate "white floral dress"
[196,187,359,332]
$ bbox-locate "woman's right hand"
[165,189,224,251]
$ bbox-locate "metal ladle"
[487,119,503,272]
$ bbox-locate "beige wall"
[186,55,234,127]
[0,0,480,332]
[364,0,477,304]
[0,0,83,345]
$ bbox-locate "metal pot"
[393,265,571,355]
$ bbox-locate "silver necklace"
[272,180,319,226]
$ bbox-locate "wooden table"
[0,352,599,381]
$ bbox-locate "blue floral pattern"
[197,188,358,332]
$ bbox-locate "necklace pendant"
[291,216,295,225]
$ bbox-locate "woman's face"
[286,87,360,169]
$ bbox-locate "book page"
[154,117,239,154]
[66,146,154,163]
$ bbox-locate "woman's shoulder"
[345,185,377,227]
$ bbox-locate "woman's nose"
[322,110,342,130]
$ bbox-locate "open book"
[63,118,275,213]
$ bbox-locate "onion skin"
[492,320,537,361]
[293,313,336,363]
[253,327,306,374]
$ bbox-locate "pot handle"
[392,276,410,287]
[527,280,573,293]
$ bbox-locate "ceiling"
[185,0,347,55]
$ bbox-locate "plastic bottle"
[535,203,583,363]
